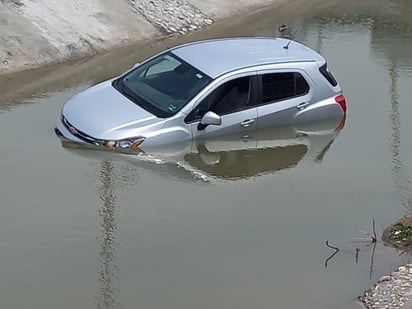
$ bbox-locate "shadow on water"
[388,65,412,213]
[370,3,412,213]
[60,117,345,182]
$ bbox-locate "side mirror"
[198,111,221,130]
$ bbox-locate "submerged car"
[61,117,345,181]
[55,37,346,150]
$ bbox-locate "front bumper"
[55,117,86,143]
[55,116,145,151]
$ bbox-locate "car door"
[185,75,258,140]
[256,70,312,129]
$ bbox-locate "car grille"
[61,115,99,144]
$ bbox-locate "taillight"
[335,95,347,113]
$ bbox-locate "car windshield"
[114,52,212,118]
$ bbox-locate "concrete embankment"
[0,0,290,75]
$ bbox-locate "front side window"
[113,52,212,118]
[185,77,251,123]
[261,72,309,103]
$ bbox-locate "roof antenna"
[283,28,299,49]
[277,24,290,50]
[284,40,292,50]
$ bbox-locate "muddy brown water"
[1,1,412,308]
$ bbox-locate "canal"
[1,0,412,308]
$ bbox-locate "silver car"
[55,37,347,150]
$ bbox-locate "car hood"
[63,80,160,139]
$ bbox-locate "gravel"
[359,264,412,309]
[129,0,213,35]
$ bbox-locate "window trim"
[319,63,338,87]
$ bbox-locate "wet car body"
[55,37,346,150]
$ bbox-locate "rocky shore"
[130,0,213,35]
[359,264,412,309]
[356,215,412,309]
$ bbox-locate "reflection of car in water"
[185,143,308,179]
[178,116,344,179]
[61,116,345,181]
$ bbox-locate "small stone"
[378,275,392,283]
[393,279,402,285]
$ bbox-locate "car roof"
[171,37,325,79]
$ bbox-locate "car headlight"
[102,137,145,150]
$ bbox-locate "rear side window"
[319,63,337,86]
[261,72,309,103]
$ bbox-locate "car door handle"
[240,119,255,128]
[297,102,310,110]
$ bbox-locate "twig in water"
[324,240,339,268]
[326,240,339,251]
[369,241,377,280]
[371,217,377,243]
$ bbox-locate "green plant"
[389,224,412,241]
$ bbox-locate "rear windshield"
[113,52,212,118]
[319,63,338,87]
